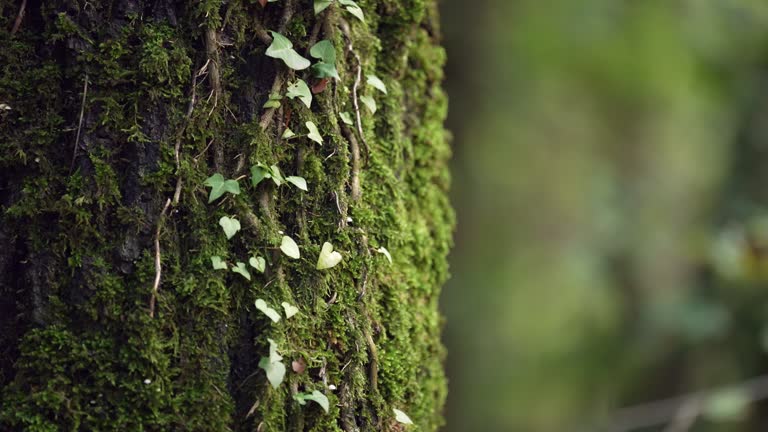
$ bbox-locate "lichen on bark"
[0,1,453,431]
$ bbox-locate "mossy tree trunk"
[0,1,453,430]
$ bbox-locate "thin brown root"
[10,0,26,35]
[69,75,88,173]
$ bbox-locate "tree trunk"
[0,1,453,431]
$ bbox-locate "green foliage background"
[441,1,768,431]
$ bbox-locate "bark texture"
[0,1,453,431]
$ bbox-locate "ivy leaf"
[286,176,308,191]
[232,262,252,281]
[280,235,301,259]
[305,121,323,145]
[360,95,376,114]
[376,246,392,264]
[314,0,333,14]
[310,40,339,80]
[211,256,228,270]
[219,216,241,239]
[281,302,299,318]
[294,390,330,413]
[258,356,286,389]
[266,31,311,70]
[251,165,270,187]
[249,256,266,273]
[255,299,281,322]
[317,242,342,270]
[267,338,283,363]
[366,75,387,94]
[286,79,312,108]
[310,40,336,64]
[269,164,285,186]
[282,128,296,139]
[339,112,354,125]
[338,0,364,22]
[393,409,413,425]
[263,99,281,108]
[204,173,241,203]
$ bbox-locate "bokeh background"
[440,1,768,431]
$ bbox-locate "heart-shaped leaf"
[211,255,228,270]
[393,408,413,425]
[366,75,387,94]
[259,356,286,389]
[339,111,354,125]
[219,216,241,239]
[232,262,251,281]
[316,242,342,270]
[282,128,296,139]
[267,338,283,363]
[269,164,285,186]
[294,390,330,413]
[339,0,364,21]
[266,31,311,70]
[204,173,241,203]
[305,121,323,145]
[360,95,376,114]
[286,176,308,191]
[255,299,281,322]
[286,79,312,108]
[281,302,299,318]
[376,246,392,264]
[251,164,270,187]
[249,256,266,273]
[314,0,333,14]
[280,235,301,259]
[310,40,339,80]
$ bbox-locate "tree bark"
[0,1,453,431]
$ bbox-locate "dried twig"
[10,0,26,35]
[69,75,88,173]
[149,198,172,318]
[173,73,198,204]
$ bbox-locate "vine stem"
[149,198,172,318]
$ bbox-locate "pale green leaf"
[376,246,392,264]
[251,165,270,187]
[211,255,228,270]
[312,62,340,80]
[314,0,333,14]
[219,216,241,239]
[249,256,266,273]
[255,299,281,322]
[393,409,413,425]
[360,95,376,114]
[295,390,329,413]
[310,40,336,64]
[306,121,323,145]
[286,176,308,191]
[263,99,281,108]
[270,164,285,186]
[317,242,342,270]
[366,75,387,94]
[339,0,364,21]
[232,262,251,281]
[266,31,311,70]
[339,112,353,125]
[280,235,301,259]
[258,356,286,388]
[282,128,296,139]
[267,338,283,363]
[281,302,299,318]
[204,173,241,203]
[286,79,312,108]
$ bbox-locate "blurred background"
[440,1,768,431]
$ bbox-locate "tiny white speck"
[90,400,96,404]
[346,217,353,223]
[34,157,40,163]
[144,379,152,385]
[328,384,337,390]
[279,230,284,234]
